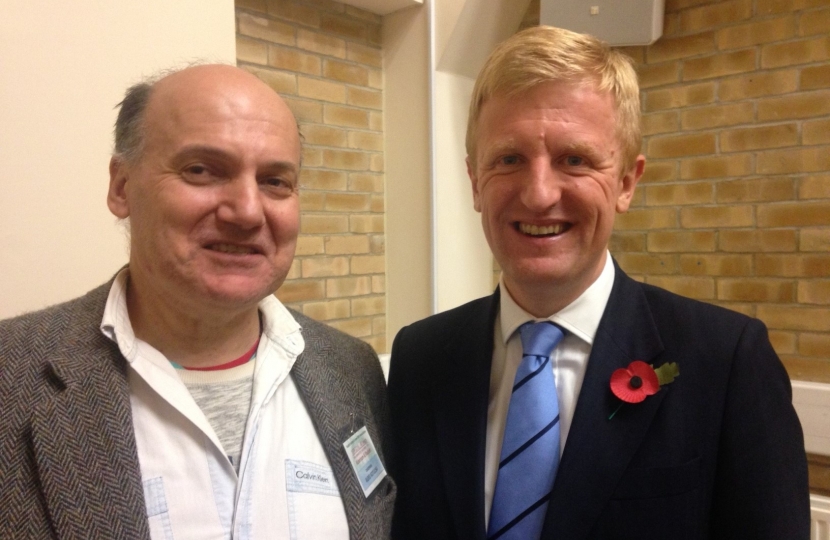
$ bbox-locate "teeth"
[211,244,256,254]
[519,223,563,236]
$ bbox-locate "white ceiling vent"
[540,0,665,46]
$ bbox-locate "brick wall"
[612,0,830,383]
[235,0,387,352]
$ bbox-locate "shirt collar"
[499,252,616,345]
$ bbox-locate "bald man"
[0,65,394,540]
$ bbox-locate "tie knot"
[519,321,564,358]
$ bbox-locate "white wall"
[0,0,236,319]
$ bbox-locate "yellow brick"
[323,59,369,86]
[286,259,301,280]
[758,0,826,15]
[372,315,386,336]
[665,0,714,13]
[301,124,348,147]
[717,279,795,302]
[614,208,678,230]
[680,102,754,130]
[638,62,680,89]
[369,111,383,131]
[647,231,717,252]
[301,214,349,233]
[758,146,830,174]
[370,234,385,254]
[716,16,796,50]
[351,255,385,274]
[328,317,373,338]
[696,157,759,185]
[297,28,346,58]
[711,301,755,317]
[363,334,387,354]
[721,123,799,152]
[348,173,384,192]
[325,192,371,212]
[782,357,830,384]
[302,256,349,277]
[609,232,647,252]
[680,205,754,228]
[322,149,369,170]
[370,153,384,172]
[370,194,384,213]
[242,66,296,95]
[645,182,713,206]
[237,0,267,12]
[640,161,678,183]
[284,97,322,123]
[302,147,323,167]
[302,299,350,321]
[276,279,325,303]
[757,305,830,331]
[614,253,677,275]
[646,33,717,64]
[266,0,321,27]
[237,36,268,65]
[756,254,830,277]
[798,280,830,304]
[646,276,715,299]
[368,69,383,90]
[716,177,795,203]
[645,82,716,112]
[295,236,325,255]
[761,35,830,68]
[299,190,325,211]
[351,296,385,316]
[758,201,830,227]
[351,215,384,233]
[300,169,347,190]
[238,13,295,45]
[682,49,756,81]
[719,229,798,252]
[679,254,753,276]
[647,133,716,158]
[347,42,382,68]
[768,331,798,354]
[320,13,367,42]
[799,7,830,36]
[297,77,346,102]
[347,87,382,110]
[371,274,385,293]
[801,65,830,90]
[799,333,830,357]
[326,276,372,298]
[804,119,830,145]
[798,175,830,200]
[719,69,799,101]
[324,105,370,129]
[801,228,830,251]
[301,0,345,13]
[325,235,370,254]
[348,131,383,151]
[759,91,830,121]
[678,0,752,33]
[269,46,321,75]
[642,112,679,136]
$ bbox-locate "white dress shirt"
[484,253,616,525]
[100,269,350,540]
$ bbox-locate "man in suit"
[0,64,394,539]
[388,26,809,539]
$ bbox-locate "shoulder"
[394,294,496,348]
[289,308,379,370]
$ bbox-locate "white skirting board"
[793,381,830,457]
[813,495,830,540]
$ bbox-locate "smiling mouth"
[516,222,569,237]
[207,243,259,255]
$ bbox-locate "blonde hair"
[466,25,641,172]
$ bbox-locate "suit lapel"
[32,339,149,539]
[542,267,666,540]
[291,330,393,540]
[431,293,499,540]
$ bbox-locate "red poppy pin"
[608,361,679,420]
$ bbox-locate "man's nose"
[216,176,265,229]
[520,160,562,211]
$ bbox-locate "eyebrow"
[173,144,299,172]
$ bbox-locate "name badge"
[343,426,387,497]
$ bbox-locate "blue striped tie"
[488,321,564,540]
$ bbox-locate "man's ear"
[107,156,131,219]
[467,156,482,213]
[616,154,645,213]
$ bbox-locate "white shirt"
[100,269,350,540]
[484,254,616,525]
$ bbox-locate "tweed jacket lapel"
[30,283,150,539]
[290,314,394,540]
[541,264,666,539]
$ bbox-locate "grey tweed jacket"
[0,279,395,539]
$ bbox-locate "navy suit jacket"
[388,263,810,540]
